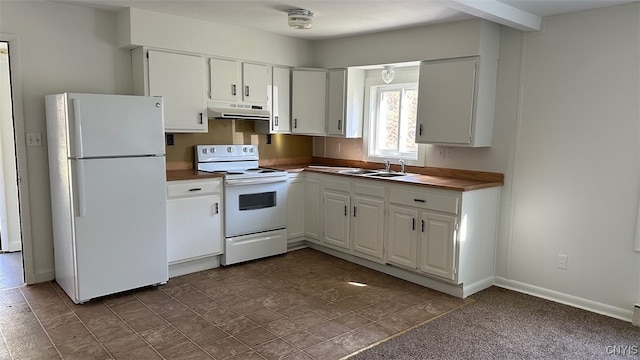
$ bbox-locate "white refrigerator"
[45,93,168,304]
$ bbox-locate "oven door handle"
[225,177,288,186]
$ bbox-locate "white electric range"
[195,145,288,265]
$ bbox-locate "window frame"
[362,66,426,166]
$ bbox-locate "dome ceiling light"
[287,8,313,30]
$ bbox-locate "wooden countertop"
[166,159,504,191]
[166,169,224,182]
[269,163,503,192]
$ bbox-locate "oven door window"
[239,191,277,211]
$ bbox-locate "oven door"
[224,176,287,237]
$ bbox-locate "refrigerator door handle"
[76,161,87,217]
[71,98,84,158]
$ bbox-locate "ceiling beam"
[444,0,542,31]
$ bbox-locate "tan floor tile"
[245,308,284,325]
[201,336,250,359]
[234,326,278,347]
[283,329,327,350]
[282,351,315,360]
[262,318,307,337]
[309,319,352,339]
[226,349,265,360]
[289,309,330,327]
[10,344,61,360]
[101,333,147,357]
[333,313,373,330]
[253,338,299,360]
[124,312,167,333]
[217,315,260,335]
[140,326,200,359]
[304,339,353,360]
[114,346,162,360]
[45,320,90,344]
[170,348,214,359]
[4,331,54,355]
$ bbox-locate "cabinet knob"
[245,85,250,97]
[412,218,416,231]
[231,84,236,96]
[215,202,219,214]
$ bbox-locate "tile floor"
[0,252,23,290]
[0,248,469,360]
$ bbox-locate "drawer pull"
[412,218,416,231]
[421,219,425,232]
[215,202,219,214]
[344,205,347,217]
[188,188,202,192]
[353,206,357,217]
[413,198,426,203]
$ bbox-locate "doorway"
[0,40,24,288]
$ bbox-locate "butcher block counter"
[268,158,503,192]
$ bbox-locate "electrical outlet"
[335,142,341,153]
[438,147,445,159]
[26,132,42,147]
[556,254,568,270]
[445,147,454,160]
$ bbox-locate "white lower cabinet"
[166,179,223,266]
[304,174,322,242]
[304,172,500,298]
[387,185,459,281]
[319,176,386,262]
[287,174,305,241]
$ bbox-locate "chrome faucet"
[399,159,406,174]
[384,159,391,173]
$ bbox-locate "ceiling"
[52,0,638,40]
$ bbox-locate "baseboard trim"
[169,256,220,278]
[462,276,495,298]
[494,277,633,322]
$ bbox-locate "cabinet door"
[387,205,418,268]
[209,57,239,102]
[167,193,222,264]
[352,196,385,261]
[415,58,476,145]
[148,50,206,132]
[272,66,291,133]
[291,69,326,135]
[419,212,456,280]
[287,177,305,239]
[323,191,350,250]
[327,69,346,136]
[305,176,322,242]
[242,63,269,104]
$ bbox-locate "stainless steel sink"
[337,169,379,175]
[365,172,407,178]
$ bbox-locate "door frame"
[1,33,35,284]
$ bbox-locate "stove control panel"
[196,144,259,162]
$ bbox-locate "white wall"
[0,0,134,281]
[119,7,314,67]
[498,3,640,318]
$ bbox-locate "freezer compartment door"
[71,156,167,303]
[67,93,165,158]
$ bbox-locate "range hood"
[207,105,270,121]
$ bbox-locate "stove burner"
[210,170,244,175]
[246,168,276,173]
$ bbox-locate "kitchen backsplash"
[165,119,312,168]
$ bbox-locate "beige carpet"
[350,286,640,359]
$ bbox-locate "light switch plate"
[26,132,42,147]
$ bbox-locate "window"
[369,84,418,159]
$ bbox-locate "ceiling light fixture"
[381,65,395,84]
[287,8,313,30]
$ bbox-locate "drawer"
[353,181,385,198]
[323,177,350,193]
[389,186,459,214]
[166,179,221,198]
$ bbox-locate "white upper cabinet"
[132,48,207,133]
[291,69,327,135]
[327,68,365,138]
[415,56,498,147]
[208,57,238,102]
[256,66,291,134]
[208,57,269,106]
